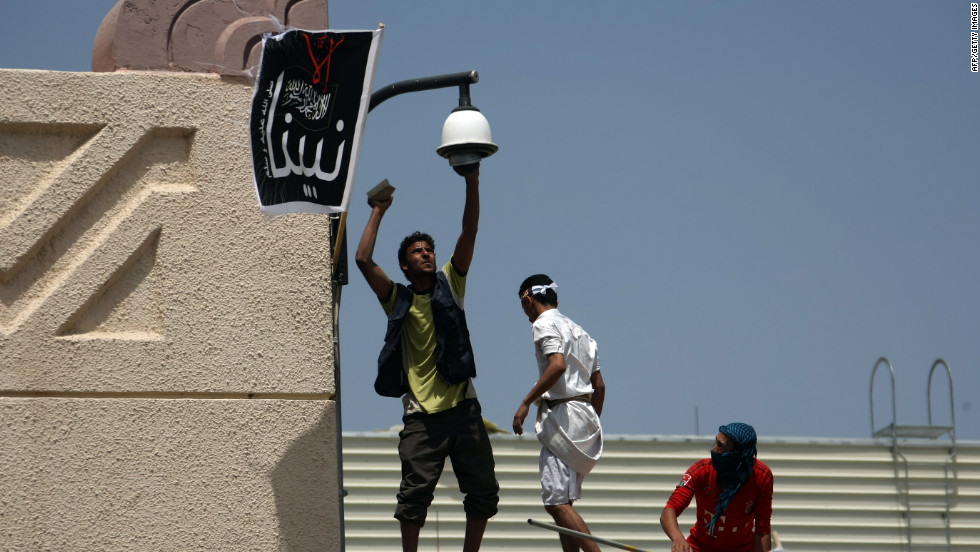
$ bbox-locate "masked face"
[711,449,741,475]
[710,431,742,476]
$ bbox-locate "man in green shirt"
[355,168,499,552]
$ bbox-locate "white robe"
[531,309,603,475]
[535,398,603,475]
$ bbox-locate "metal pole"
[369,70,479,112]
[330,213,350,550]
[527,519,652,552]
[332,276,347,551]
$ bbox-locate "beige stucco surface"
[0,69,334,395]
[0,68,340,549]
[1,398,339,551]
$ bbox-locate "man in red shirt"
[660,422,773,552]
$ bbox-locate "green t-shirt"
[382,260,469,414]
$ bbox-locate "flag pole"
[527,519,652,552]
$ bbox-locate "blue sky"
[2,1,978,441]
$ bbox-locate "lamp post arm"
[369,70,479,112]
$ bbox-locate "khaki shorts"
[395,398,499,525]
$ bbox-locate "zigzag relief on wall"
[0,123,197,339]
[0,122,103,232]
[57,227,164,341]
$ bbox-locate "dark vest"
[374,271,477,398]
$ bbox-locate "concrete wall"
[0,69,340,550]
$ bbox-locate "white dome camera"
[367,70,496,176]
[437,106,498,170]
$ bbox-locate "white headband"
[529,283,557,296]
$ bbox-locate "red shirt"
[665,458,774,552]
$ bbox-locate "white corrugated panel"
[342,433,980,551]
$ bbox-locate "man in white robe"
[513,274,605,552]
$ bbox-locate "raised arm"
[355,196,394,301]
[451,169,480,273]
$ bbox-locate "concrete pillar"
[1,1,342,550]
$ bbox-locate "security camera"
[437,106,498,175]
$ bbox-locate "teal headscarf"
[707,422,758,537]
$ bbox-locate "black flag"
[250,28,383,214]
